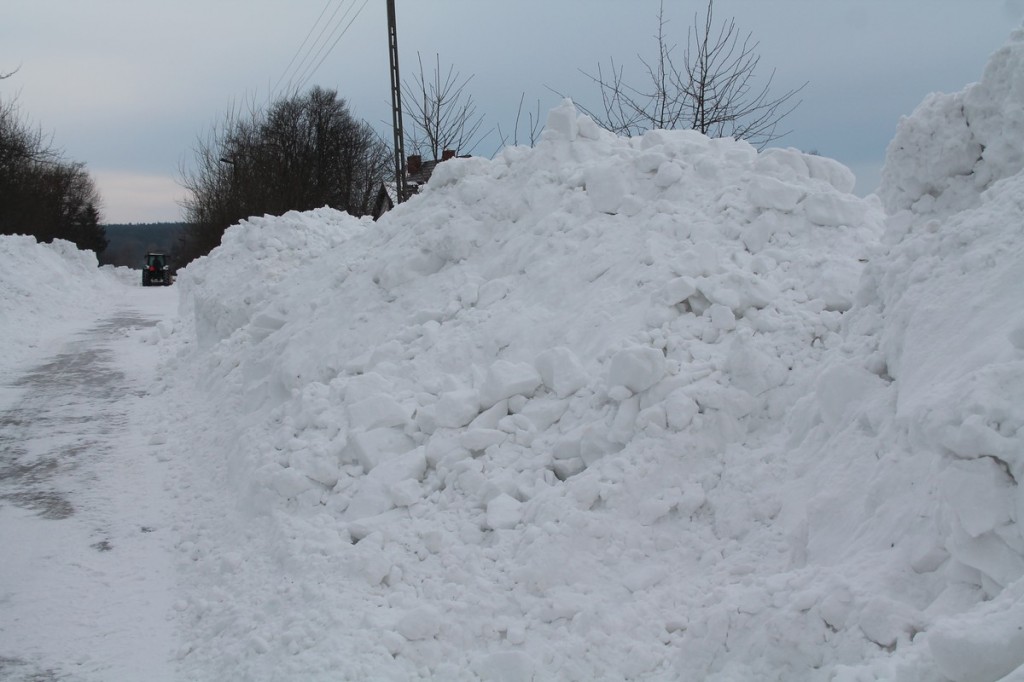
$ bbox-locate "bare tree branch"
[401,53,491,159]
[570,0,805,148]
[496,93,543,151]
[178,88,390,263]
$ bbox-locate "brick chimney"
[441,149,456,161]
[407,155,422,174]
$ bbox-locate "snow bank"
[880,27,1024,216]
[166,98,890,680]
[0,235,123,378]
[163,28,1024,680]
[175,206,372,350]
[785,27,1024,682]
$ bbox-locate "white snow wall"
[0,235,125,376]
[166,28,1024,681]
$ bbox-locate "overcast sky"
[3,1,1021,223]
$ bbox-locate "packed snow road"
[0,284,178,682]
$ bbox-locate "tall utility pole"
[387,0,409,203]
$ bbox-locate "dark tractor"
[142,252,172,286]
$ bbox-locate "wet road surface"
[0,302,177,682]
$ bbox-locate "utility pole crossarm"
[387,0,409,203]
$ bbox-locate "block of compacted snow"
[473,651,537,682]
[747,174,805,212]
[347,394,411,430]
[939,458,1015,538]
[535,346,588,398]
[929,594,1024,682]
[395,607,442,641]
[804,153,857,193]
[388,479,422,507]
[655,276,698,306]
[343,483,394,520]
[460,428,507,452]
[544,98,578,141]
[479,360,542,408]
[801,191,868,227]
[708,303,737,331]
[486,493,523,530]
[434,388,481,428]
[608,346,667,394]
[586,164,627,214]
[664,389,700,431]
[346,428,416,472]
[654,160,684,188]
[367,447,427,486]
[468,400,509,430]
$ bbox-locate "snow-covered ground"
[0,264,179,681]
[3,26,1024,682]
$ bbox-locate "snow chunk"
[655,276,698,306]
[654,161,684,188]
[664,389,700,431]
[801,191,868,227]
[586,164,628,214]
[881,28,1024,214]
[815,364,888,433]
[535,347,588,398]
[929,590,1024,682]
[473,651,537,682]
[480,360,542,408]
[747,175,805,212]
[460,428,507,452]
[804,154,857,194]
[347,394,410,430]
[607,346,666,395]
[544,98,579,141]
[486,493,522,530]
[434,388,481,428]
[940,458,1015,538]
[708,303,737,331]
[345,428,416,471]
[367,447,427,486]
[395,607,441,641]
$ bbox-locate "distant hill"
[100,222,186,268]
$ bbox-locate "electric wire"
[286,0,356,95]
[269,0,335,101]
[294,0,370,93]
[290,0,362,93]
[285,0,350,95]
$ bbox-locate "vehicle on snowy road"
[142,252,172,286]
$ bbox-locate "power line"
[295,0,370,93]
[285,0,353,95]
[269,0,335,101]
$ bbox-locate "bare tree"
[401,53,489,159]
[497,93,544,150]
[0,97,56,173]
[179,87,390,263]
[1,95,106,253]
[575,0,804,148]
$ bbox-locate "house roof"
[408,159,440,188]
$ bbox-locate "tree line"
[0,71,107,253]
[178,86,390,263]
[3,0,802,267]
[99,222,186,268]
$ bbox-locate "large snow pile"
[0,235,125,377]
[880,27,1024,217]
[161,29,1024,682]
